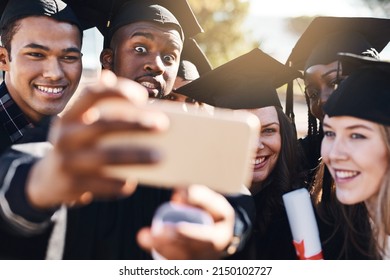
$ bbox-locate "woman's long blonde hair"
[372,125,390,258]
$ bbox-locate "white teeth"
[252,157,266,165]
[140,82,156,89]
[335,170,359,179]
[37,86,64,94]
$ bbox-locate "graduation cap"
[181,38,212,78]
[287,17,390,71]
[177,60,200,81]
[63,0,202,39]
[337,52,390,76]
[105,1,187,49]
[323,60,390,126]
[0,0,82,32]
[177,48,302,110]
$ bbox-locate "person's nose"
[327,137,349,162]
[144,55,165,75]
[42,58,64,80]
[319,85,334,108]
[257,137,265,150]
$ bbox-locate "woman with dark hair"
[242,105,301,259]
[179,48,305,259]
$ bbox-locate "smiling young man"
[0,0,83,153]
[0,0,84,259]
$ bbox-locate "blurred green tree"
[286,1,390,41]
[188,0,259,67]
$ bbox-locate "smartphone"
[97,99,260,194]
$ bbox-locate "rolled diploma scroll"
[282,188,323,260]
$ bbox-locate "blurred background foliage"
[188,0,259,67]
[188,0,389,68]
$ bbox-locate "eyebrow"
[262,122,280,127]
[323,122,374,131]
[347,125,375,131]
[130,31,182,51]
[321,69,338,79]
[23,43,81,53]
[131,32,154,41]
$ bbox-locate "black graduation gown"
[0,125,13,154]
[0,116,51,153]
[228,188,297,260]
[63,185,172,259]
[0,124,53,260]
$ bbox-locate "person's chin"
[335,188,359,205]
[252,171,268,184]
[147,88,162,98]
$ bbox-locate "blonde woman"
[319,56,390,259]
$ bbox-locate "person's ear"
[0,47,10,72]
[100,48,114,70]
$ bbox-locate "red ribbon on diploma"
[293,240,323,260]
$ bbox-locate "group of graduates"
[0,0,389,260]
